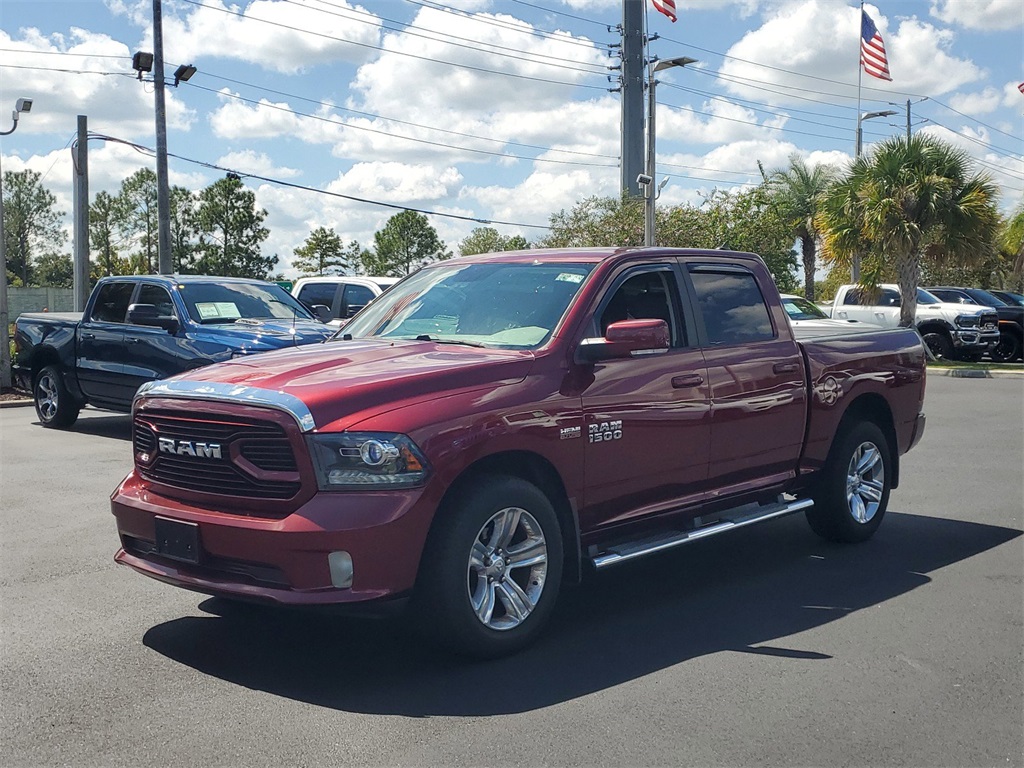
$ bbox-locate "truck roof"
[441,246,764,266]
[95,274,276,286]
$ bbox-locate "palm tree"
[766,156,836,301]
[816,134,1000,327]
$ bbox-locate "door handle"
[81,332,95,340]
[126,337,141,344]
[672,373,704,388]
[773,362,799,374]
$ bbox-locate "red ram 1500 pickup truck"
[112,248,927,657]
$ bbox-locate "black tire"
[990,331,1022,363]
[33,365,81,429]
[806,421,892,543]
[922,331,953,361]
[414,475,563,658]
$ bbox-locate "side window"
[879,288,901,307]
[843,288,865,306]
[598,269,684,346]
[689,269,775,345]
[342,284,376,317]
[297,283,338,310]
[136,284,175,318]
[89,282,135,323]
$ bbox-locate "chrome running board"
[591,497,814,570]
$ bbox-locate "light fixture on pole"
[1,97,35,390]
[851,109,896,280]
[172,64,196,87]
[855,109,897,157]
[644,56,697,247]
[132,51,154,79]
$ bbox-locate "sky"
[0,0,1021,279]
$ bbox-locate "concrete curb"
[0,397,33,409]
[932,367,1024,378]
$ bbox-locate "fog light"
[328,551,353,588]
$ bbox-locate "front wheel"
[807,421,892,543]
[33,365,81,429]
[414,476,563,658]
[922,331,953,361]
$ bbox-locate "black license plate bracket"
[154,517,201,564]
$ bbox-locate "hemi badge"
[560,426,581,440]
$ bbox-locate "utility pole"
[73,116,90,311]
[620,0,645,198]
[1,97,33,391]
[153,0,172,274]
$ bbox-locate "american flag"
[652,0,677,23]
[860,10,892,81]
[1018,82,1024,94]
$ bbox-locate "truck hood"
[195,318,334,350]
[152,338,535,431]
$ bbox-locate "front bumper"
[952,327,1000,349]
[111,471,436,606]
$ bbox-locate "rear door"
[579,262,710,531]
[684,262,807,496]
[76,280,134,405]
[834,287,900,327]
[340,283,377,318]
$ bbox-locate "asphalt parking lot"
[1,374,1021,767]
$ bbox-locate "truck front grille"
[134,411,301,504]
[980,311,998,331]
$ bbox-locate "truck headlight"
[955,314,979,328]
[307,433,430,490]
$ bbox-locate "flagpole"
[856,0,863,155]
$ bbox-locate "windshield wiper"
[414,334,487,348]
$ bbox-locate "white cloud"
[1002,81,1024,108]
[721,1,982,104]
[0,28,195,138]
[929,0,1023,31]
[215,150,300,179]
[328,162,464,203]
[112,0,382,73]
[948,87,1003,115]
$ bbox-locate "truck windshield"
[340,262,594,349]
[178,282,315,324]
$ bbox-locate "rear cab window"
[89,282,135,323]
[688,268,774,345]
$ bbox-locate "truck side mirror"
[128,303,179,334]
[576,319,670,363]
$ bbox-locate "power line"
[88,132,553,230]
[405,0,610,45]
[177,0,609,90]
[297,0,612,68]
[507,0,611,28]
[199,69,618,161]
[188,81,618,168]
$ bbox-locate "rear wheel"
[33,365,81,429]
[415,475,563,658]
[922,331,953,361]
[807,421,892,543]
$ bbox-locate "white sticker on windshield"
[556,273,584,284]
[195,302,241,320]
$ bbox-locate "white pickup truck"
[830,284,999,360]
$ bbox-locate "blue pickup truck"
[13,274,334,428]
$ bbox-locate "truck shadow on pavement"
[142,511,1020,716]
[35,413,133,441]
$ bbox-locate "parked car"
[13,275,334,428]
[925,286,1023,363]
[112,247,927,657]
[292,276,399,326]
[990,290,1024,307]
[830,284,999,361]
[780,294,878,336]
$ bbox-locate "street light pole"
[644,56,697,247]
[1,98,34,390]
[852,108,897,279]
[153,0,172,275]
